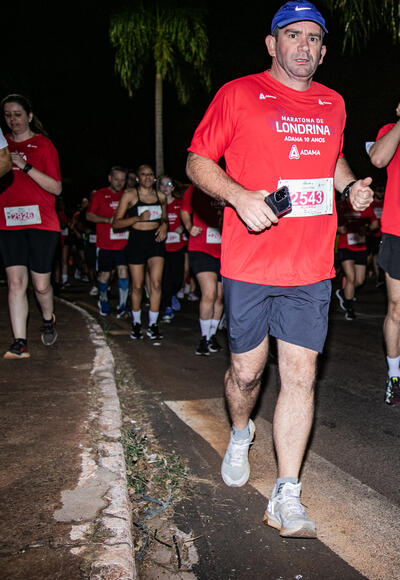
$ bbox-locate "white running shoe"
[89,285,99,296]
[221,420,255,487]
[264,482,316,538]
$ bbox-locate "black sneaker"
[345,306,356,321]
[130,323,143,340]
[208,334,222,352]
[196,336,210,356]
[385,377,400,405]
[4,339,30,359]
[146,324,163,340]
[41,314,58,346]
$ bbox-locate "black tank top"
[128,188,162,223]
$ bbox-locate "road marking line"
[165,398,400,580]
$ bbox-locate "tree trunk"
[155,72,164,177]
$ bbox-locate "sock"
[276,477,299,493]
[209,318,220,337]
[132,310,141,325]
[42,317,53,324]
[62,274,68,284]
[232,423,250,441]
[118,278,129,309]
[16,338,27,345]
[98,282,108,303]
[199,319,211,339]
[387,355,400,378]
[344,298,353,309]
[148,311,159,326]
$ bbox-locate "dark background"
[1,0,398,209]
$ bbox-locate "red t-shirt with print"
[87,187,128,250]
[337,201,376,251]
[165,197,186,252]
[188,70,346,286]
[181,185,222,258]
[0,133,61,231]
[376,123,400,237]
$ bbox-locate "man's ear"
[265,34,276,58]
[319,44,327,65]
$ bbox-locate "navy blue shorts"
[222,277,331,354]
[0,228,59,273]
[98,248,127,272]
[337,248,367,266]
[378,233,400,280]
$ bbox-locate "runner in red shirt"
[86,166,129,318]
[0,94,62,359]
[181,185,224,355]
[369,102,400,405]
[186,1,373,538]
[158,176,186,323]
[335,201,378,319]
[366,184,384,286]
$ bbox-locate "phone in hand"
[264,186,292,217]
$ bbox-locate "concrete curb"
[55,298,136,579]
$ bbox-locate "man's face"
[266,21,326,82]
[108,170,126,193]
[126,172,137,188]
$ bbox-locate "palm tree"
[326,0,400,51]
[110,0,211,176]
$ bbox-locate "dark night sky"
[1,0,399,209]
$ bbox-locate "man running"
[369,102,400,405]
[86,166,130,317]
[186,0,373,538]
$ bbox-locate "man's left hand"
[349,177,373,211]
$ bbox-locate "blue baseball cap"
[271,1,328,34]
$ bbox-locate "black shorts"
[98,248,127,272]
[337,248,367,266]
[378,233,400,280]
[126,229,165,264]
[84,243,97,270]
[222,277,331,354]
[189,251,221,280]
[0,228,59,273]
[366,236,381,256]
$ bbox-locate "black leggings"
[162,248,185,308]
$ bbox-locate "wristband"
[341,180,356,201]
[23,163,33,174]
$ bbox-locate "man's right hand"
[234,189,279,232]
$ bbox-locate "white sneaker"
[221,420,255,487]
[264,482,316,538]
[187,292,199,302]
[176,288,184,299]
[89,285,99,296]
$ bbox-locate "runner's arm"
[369,115,400,168]
[11,152,62,195]
[0,146,12,177]
[334,157,373,212]
[186,152,277,231]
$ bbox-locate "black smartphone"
[264,186,292,217]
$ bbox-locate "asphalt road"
[65,277,399,580]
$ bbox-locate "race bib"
[206,227,221,244]
[89,234,97,244]
[277,178,333,218]
[110,229,129,240]
[138,205,162,221]
[4,205,41,226]
[166,232,180,244]
[347,233,365,245]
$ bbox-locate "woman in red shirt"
[0,94,62,358]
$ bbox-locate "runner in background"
[112,164,168,341]
[0,94,62,358]
[86,166,130,317]
[181,185,224,355]
[366,184,384,286]
[158,175,186,323]
[335,200,378,320]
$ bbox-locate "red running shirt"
[0,133,61,231]
[165,197,186,253]
[188,70,346,286]
[87,187,128,250]
[181,185,222,258]
[337,201,376,251]
[376,123,400,237]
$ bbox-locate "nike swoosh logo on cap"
[295,6,312,10]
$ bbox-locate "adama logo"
[259,93,277,100]
[289,145,300,159]
[318,99,332,105]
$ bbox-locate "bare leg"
[225,336,269,430]
[384,273,400,358]
[129,264,146,311]
[147,257,164,313]
[6,266,29,339]
[274,340,317,478]
[341,260,356,299]
[31,271,54,320]
[196,271,218,320]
